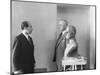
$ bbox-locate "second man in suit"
[53,19,68,71]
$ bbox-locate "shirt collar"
[22,30,29,39]
[62,30,66,35]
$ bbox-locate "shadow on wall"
[46,39,57,72]
[85,35,90,69]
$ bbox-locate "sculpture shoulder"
[70,38,78,48]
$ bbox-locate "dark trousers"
[12,64,35,75]
[21,64,35,74]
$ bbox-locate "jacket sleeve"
[12,37,22,70]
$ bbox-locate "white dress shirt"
[22,30,29,40]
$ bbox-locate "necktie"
[28,36,32,45]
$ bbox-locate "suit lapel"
[55,33,62,49]
[56,32,67,49]
[21,33,33,47]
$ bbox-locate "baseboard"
[34,68,47,73]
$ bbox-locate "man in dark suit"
[53,19,68,71]
[12,21,35,74]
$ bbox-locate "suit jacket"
[12,33,35,71]
[53,32,66,62]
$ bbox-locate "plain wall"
[57,4,95,68]
[12,1,57,71]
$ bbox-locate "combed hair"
[21,21,29,30]
[58,19,68,25]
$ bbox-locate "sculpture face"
[65,25,76,39]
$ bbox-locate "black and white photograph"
[11,0,96,74]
